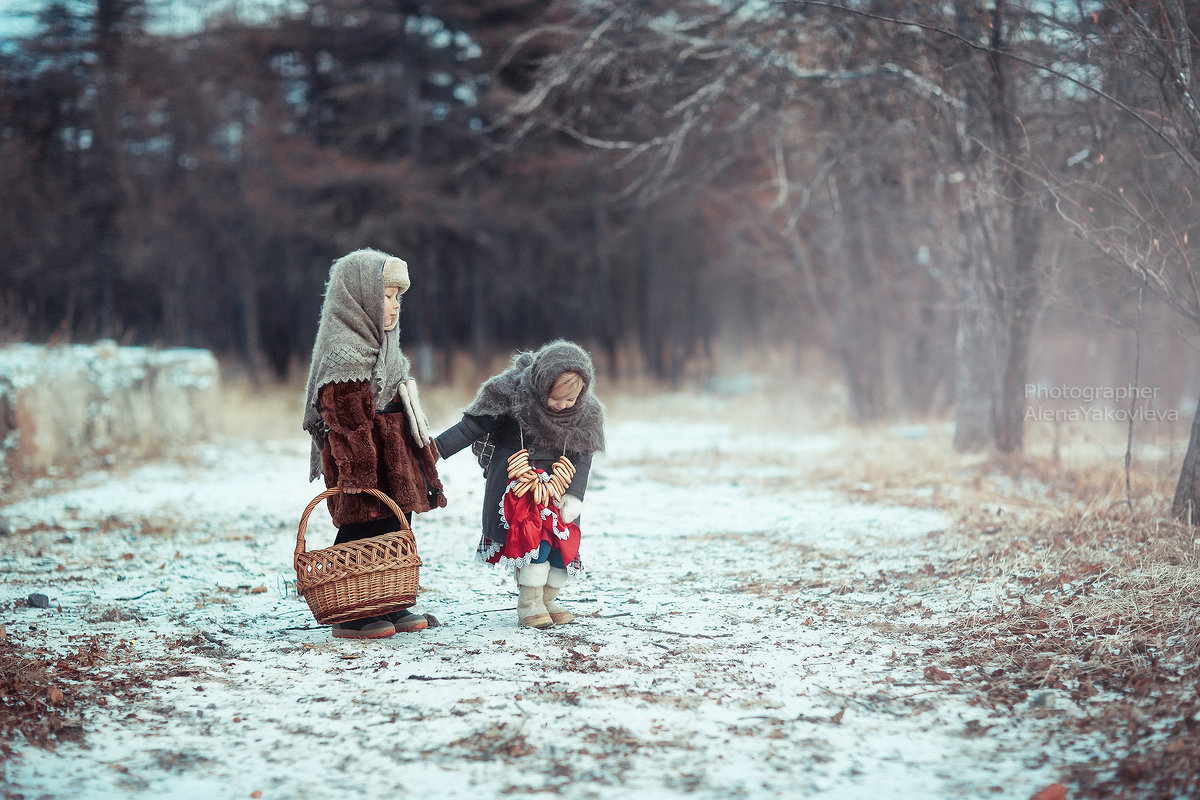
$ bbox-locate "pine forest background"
[3,0,1200,511]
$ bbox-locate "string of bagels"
[505,427,575,508]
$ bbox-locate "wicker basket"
[293,488,422,625]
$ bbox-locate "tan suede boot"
[516,562,554,629]
[543,566,574,625]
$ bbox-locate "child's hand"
[559,494,582,524]
[341,486,363,494]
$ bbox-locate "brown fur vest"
[318,381,445,528]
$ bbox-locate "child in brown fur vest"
[301,248,446,639]
[434,340,605,629]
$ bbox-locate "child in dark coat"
[302,248,446,639]
[434,340,605,628]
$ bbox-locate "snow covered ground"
[1,414,1093,799]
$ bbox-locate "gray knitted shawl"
[302,248,412,480]
[465,340,606,454]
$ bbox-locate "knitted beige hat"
[382,257,410,293]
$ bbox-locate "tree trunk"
[990,31,1044,452]
[993,198,1041,452]
[953,251,996,452]
[1172,400,1200,522]
[640,222,663,378]
[401,19,423,159]
[949,0,1043,454]
[591,185,618,379]
[237,263,263,381]
[994,309,1031,452]
[91,0,131,340]
[96,232,117,339]
[469,246,486,364]
[828,177,885,421]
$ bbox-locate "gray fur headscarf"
[302,248,412,480]
[465,339,606,454]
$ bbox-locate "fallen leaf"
[924,666,953,682]
[1030,783,1067,800]
[830,708,845,724]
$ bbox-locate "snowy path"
[1,419,1085,799]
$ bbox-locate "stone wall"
[0,341,220,488]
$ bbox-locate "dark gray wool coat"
[434,341,604,572]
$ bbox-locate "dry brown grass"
[773,409,1198,799]
[211,366,490,441]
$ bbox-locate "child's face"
[383,287,401,330]
[547,376,583,413]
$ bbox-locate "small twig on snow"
[627,625,733,639]
[115,589,163,601]
[460,606,516,616]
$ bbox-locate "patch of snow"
[1,417,1104,799]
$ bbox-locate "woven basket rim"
[292,487,421,624]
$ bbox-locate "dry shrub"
[920,442,1199,798]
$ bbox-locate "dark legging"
[530,540,566,569]
[334,512,412,545]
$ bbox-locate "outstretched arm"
[433,413,501,460]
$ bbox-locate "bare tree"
[1023,1,1200,519]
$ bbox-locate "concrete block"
[0,341,220,487]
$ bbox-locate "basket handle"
[294,487,412,564]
